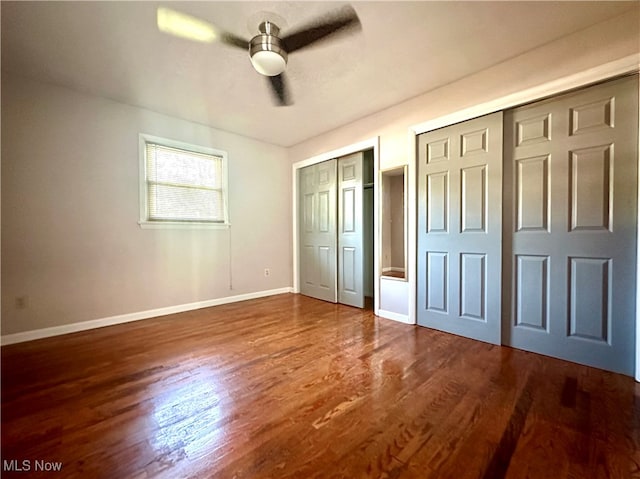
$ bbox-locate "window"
[139,134,229,228]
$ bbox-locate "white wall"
[288,12,640,320]
[1,73,292,336]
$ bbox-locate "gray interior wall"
[363,149,375,297]
[1,73,292,335]
[363,187,374,296]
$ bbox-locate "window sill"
[138,221,230,230]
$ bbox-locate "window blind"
[145,142,225,222]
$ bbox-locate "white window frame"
[138,133,230,229]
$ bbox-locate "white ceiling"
[2,1,636,147]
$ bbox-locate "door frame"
[408,53,640,378]
[292,137,380,312]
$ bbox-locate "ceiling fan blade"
[267,74,292,106]
[219,32,249,50]
[281,5,361,54]
[157,7,247,49]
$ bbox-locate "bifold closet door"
[299,160,337,303]
[338,152,364,308]
[417,112,503,344]
[503,75,638,375]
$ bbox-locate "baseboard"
[377,309,414,325]
[1,287,293,346]
[381,267,406,273]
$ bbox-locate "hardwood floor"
[2,293,639,478]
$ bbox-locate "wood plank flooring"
[2,293,639,478]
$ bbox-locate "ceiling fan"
[157,5,361,106]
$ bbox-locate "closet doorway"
[298,149,375,308]
[502,75,638,375]
[416,74,639,375]
[416,111,504,344]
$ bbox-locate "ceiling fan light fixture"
[249,21,288,76]
[156,7,361,105]
[250,50,287,76]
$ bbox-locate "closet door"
[299,160,337,303]
[338,152,364,308]
[503,75,638,375]
[417,112,503,344]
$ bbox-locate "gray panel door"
[299,160,337,303]
[417,112,504,344]
[338,152,364,308]
[503,75,638,375]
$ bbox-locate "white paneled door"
[417,112,504,344]
[299,153,366,308]
[503,75,638,375]
[338,152,364,308]
[299,160,337,303]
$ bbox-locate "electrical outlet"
[264,268,270,277]
[15,296,28,309]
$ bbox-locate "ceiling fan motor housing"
[249,21,288,76]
